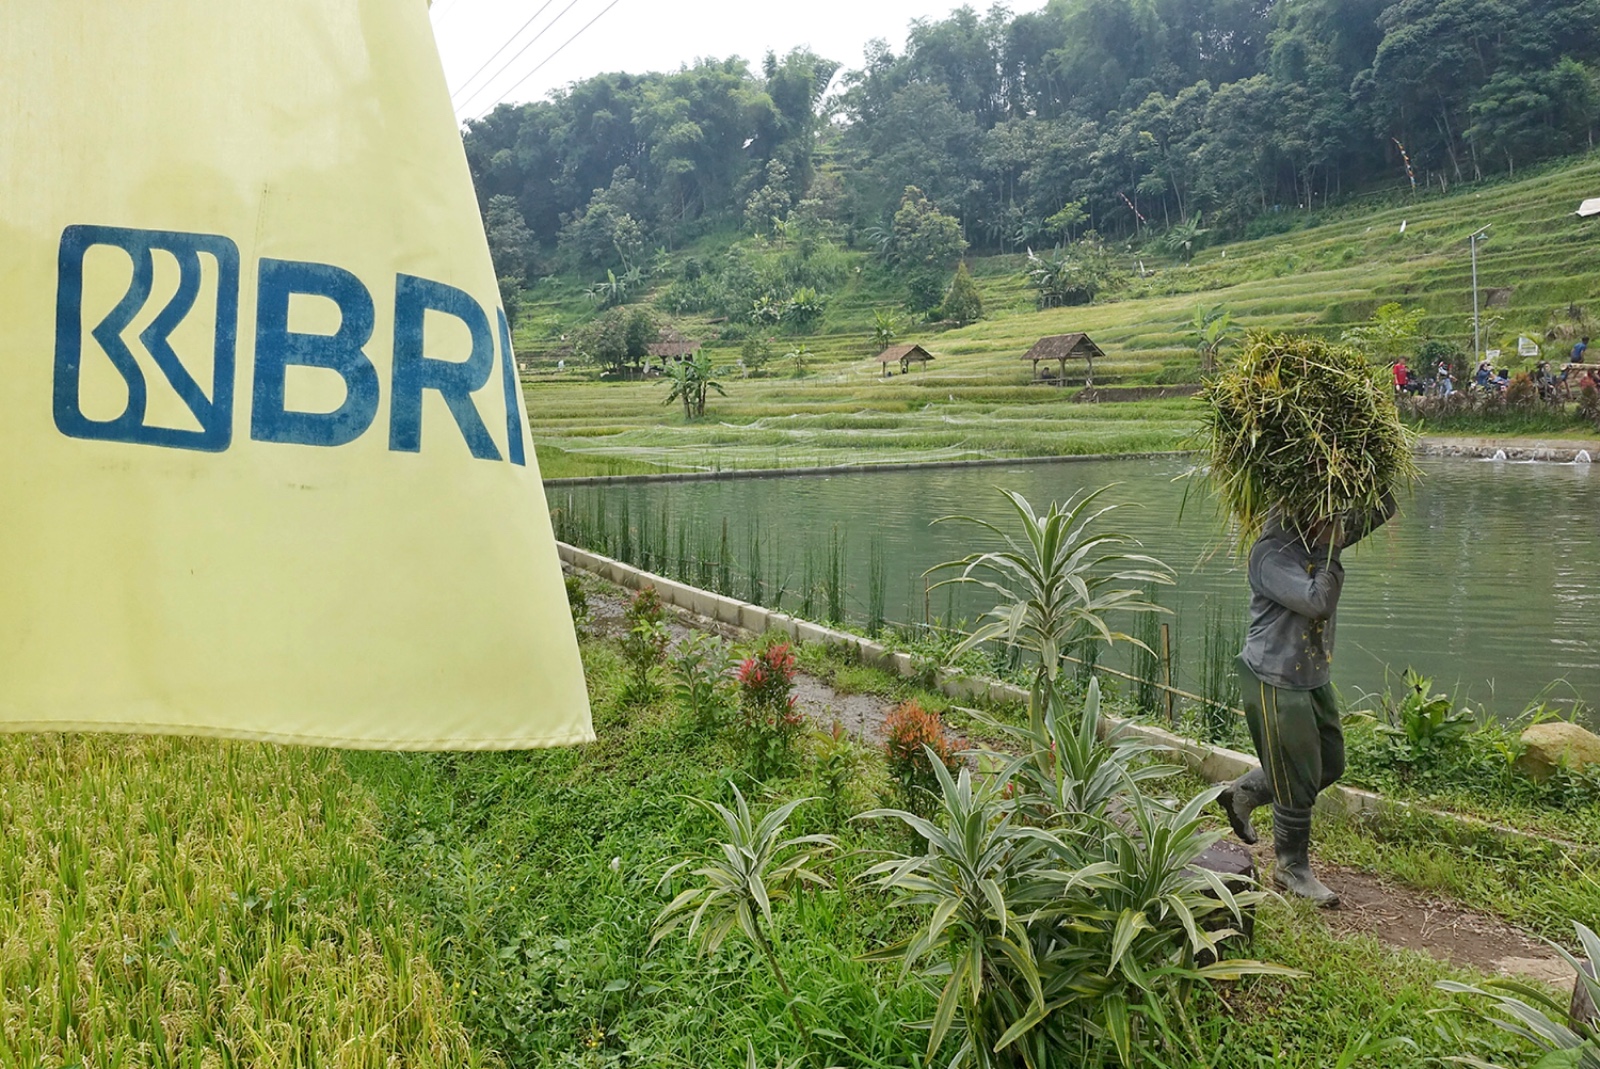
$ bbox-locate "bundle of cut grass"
[1199,331,1419,546]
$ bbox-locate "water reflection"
[556,457,1597,720]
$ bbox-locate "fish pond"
[549,455,1599,723]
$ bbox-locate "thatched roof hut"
[878,343,934,376]
[1023,333,1105,387]
[647,335,702,362]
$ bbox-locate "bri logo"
[52,224,526,464]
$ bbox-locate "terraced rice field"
[522,153,1600,475]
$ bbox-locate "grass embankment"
[519,153,1600,476]
[0,735,484,1065]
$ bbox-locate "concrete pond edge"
[558,542,1587,855]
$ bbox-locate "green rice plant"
[1197,331,1421,548]
[748,521,765,606]
[1437,920,1600,1068]
[800,544,818,620]
[1197,598,1241,743]
[1130,589,1164,718]
[719,518,733,596]
[653,787,836,1066]
[0,735,483,1066]
[929,487,1173,744]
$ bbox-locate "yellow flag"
[0,1,592,749]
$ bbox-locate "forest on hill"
[466,0,1600,287]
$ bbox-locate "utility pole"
[1469,225,1491,361]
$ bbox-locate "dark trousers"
[1236,657,1344,810]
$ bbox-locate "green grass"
[342,613,1572,1067]
[3,619,1581,1065]
[520,150,1600,473]
[0,734,485,1066]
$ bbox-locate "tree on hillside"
[744,160,794,235]
[872,308,902,352]
[892,186,968,315]
[463,0,1600,259]
[484,195,536,281]
[573,306,658,377]
[942,263,984,325]
[1341,303,1426,365]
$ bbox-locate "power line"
[466,0,624,120]
[453,0,586,115]
[449,0,560,105]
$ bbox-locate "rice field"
[520,152,1600,476]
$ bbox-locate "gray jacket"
[1240,499,1395,690]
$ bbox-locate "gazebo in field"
[1023,333,1105,387]
[647,330,702,365]
[878,343,935,376]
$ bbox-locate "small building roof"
[1022,333,1105,362]
[878,343,935,364]
[647,331,702,359]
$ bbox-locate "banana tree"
[660,351,726,420]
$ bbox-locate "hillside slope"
[521,152,1600,475]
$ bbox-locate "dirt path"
[582,579,1573,987]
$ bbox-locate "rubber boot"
[1218,767,1272,845]
[1271,805,1339,907]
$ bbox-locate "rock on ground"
[1516,721,1600,781]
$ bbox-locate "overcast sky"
[429,0,1047,122]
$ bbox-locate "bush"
[564,573,589,632]
[941,262,984,325]
[882,701,962,808]
[670,633,727,731]
[619,587,669,705]
[735,643,804,776]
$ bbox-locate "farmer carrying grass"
[1199,331,1417,907]
[1218,499,1395,906]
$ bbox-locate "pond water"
[550,456,1600,721]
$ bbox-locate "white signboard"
[1519,336,1541,357]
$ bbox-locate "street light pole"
[1469,225,1491,362]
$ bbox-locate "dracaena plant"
[1438,921,1600,1069]
[990,677,1180,822]
[928,487,1173,744]
[652,787,835,1066]
[859,686,1298,1069]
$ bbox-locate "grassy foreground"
[11,610,1596,1064]
[520,153,1600,477]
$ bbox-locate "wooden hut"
[647,333,702,364]
[878,343,934,376]
[1023,333,1105,387]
